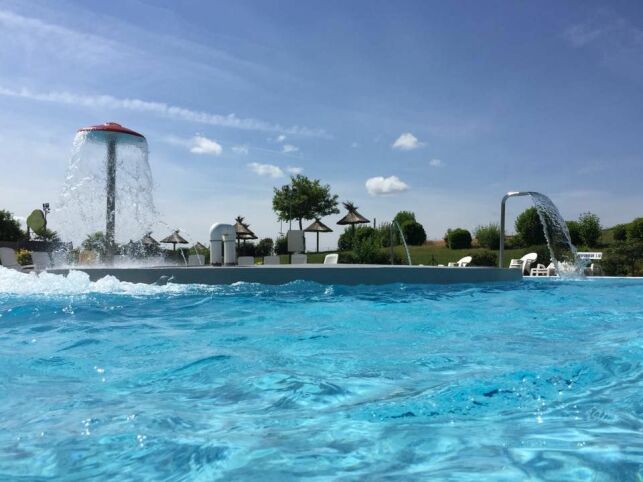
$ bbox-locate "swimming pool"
[0,268,641,480]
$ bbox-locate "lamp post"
[42,203,50,232]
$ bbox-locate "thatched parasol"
[234,216,257,246]
[337,201,370,228]
[193,241,207,251]
[160,230,188,251]
[304,218,333,253]
[141,233,159,246]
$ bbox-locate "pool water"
[0,268,641,480]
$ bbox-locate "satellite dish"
[27,209,46,233]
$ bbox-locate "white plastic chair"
[237,256,255,266]
[509,252,537,275]
[291,254,307,264]
[31,251,53,271]
[0,247,24,272]
[263,255,281,265]
[323,254,339,265]
[188,254,204,266]
[448,256,472,267]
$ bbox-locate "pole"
[105,137,117,263]
[316,231,319,253]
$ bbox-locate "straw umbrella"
[160,230,188,251]
[234,216,257,247]
[193,241,207,252]
[141,233,159,247]
[304,218,333,253]
[337,201,370,232]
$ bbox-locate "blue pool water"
[0,269,641,480]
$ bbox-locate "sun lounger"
[263,255,281,265]
[509,252,537,275]
[448,256,472,267]
[31,251,53,271]
[0,247,24,272]
[237,256,255,266]
[291,254,307,264]
[324,254,339,265]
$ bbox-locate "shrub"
[16,249,32,266]
[274,236,288,255]
[565,220,582,246]
[602,240,643,276]
[447,228,472,249]
[352,236,381,264]
[612,224,627,242]
[338,226,380,251]
[515,207,546,246]
[474,223,500,250]
[578,212,601,247]
[0,210,25,242]
[255,238,274,257]
[402,220,427,246]
[628,218,643,241]
[237,242,256,257]
[470,250,498,267]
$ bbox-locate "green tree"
[515,207,546,246]
[0,210,25,242]
[565,220,582,246]
[82,232,109,258]
[474,223,500,249]
[255,238,274,257]
[402,221,427,246]
[578,212,601,247]
[33,227,60,243]
[612,224,627,241]
[628,217,643,241]
[272,175,339,231]
[393,211,416,227]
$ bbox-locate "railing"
[499,191,539,267]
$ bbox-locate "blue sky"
[0,0,642,248]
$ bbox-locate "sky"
[1,0,642,249]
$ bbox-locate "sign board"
[287,230,305,253]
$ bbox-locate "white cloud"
[287,166,303,175]
[429,158,443,167]
[365,176,409,196]
[248,162,284,178]
[392,132,425,151]
[232,145,249,155]
[0,86,328,137]
[189,135,222,155]
[276,135,287,143]
[282,144,299,154]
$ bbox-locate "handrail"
[499,191,539,267]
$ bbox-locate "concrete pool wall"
[48,264,522,286]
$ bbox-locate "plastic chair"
[237,256,255,266]
[323,254,339,265]
[291,254,307,264]
[0,247,24,272]
[448,256,472,267]
[263,255,281,265]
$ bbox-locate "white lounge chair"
[263,255,281,265]
[291,254,307,264]
[448,256,472,267]
[0,247,24,272]
[237,256,255,266]
[509,252,537,275]
[323,253,339,265]
[530,262,556,277]
[31,251,53,271]
[188,254,204,266]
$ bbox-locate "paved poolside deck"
[48,264,522,286]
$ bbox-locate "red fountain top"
[78,122,145,139]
